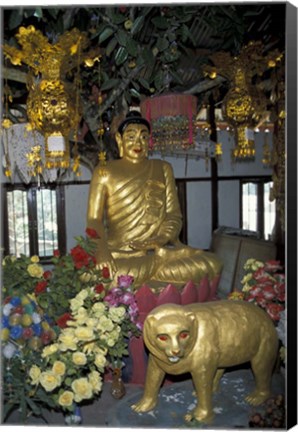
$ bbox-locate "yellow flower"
[29,365,41,385]
[92,302,106,315]
[124,19,133,30]
[39,371,61,392]
[74,326,94,341]
[70,297,84,313]
[97,316,114,332]
[42,343,59,358]
[109,306,126,323]
[72,351,87,366]
[30,255,40,263]
[70,43,78,55]
[27,263,43,278]
[241,273,253,284]
[94,353,107,370]
[242,283,252,293]
[76,289,89,301]
[71,378,93,402]
[58,390,74,407]
[82,341,96,354]
[2,118,13,129]
[59,328,78,351]
[228,291,245,301]
[52,361,66,376]
[88,371,102,393]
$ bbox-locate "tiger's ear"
[185,312,196,323]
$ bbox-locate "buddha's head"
[116,111,151,163]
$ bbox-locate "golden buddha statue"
[86,111,222,289]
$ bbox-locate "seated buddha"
[86,111,222,289]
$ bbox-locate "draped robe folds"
[87,158,222,287]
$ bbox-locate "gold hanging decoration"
[3,25,100,175]
[204,41,283,161]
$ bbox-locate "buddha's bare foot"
[245,390,270,406]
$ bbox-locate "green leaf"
[100,78,121,91]
[129,88,141,99]
[126,38,138,57]
[8,10,24,30]
[154,69,164,91]
[151,16,169,30]
[115,46,128,66]
[131,16,145,35]
[111,13,127,25]
[116,29,127,46]
[138,77,151,91]
[25,396,42,416]
[141,47,154,65]
[169,69,184,85]
[99,27,115,44]
[106,36,118,56]
[155,37,169,52]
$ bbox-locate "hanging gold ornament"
[205,41,283,162]
[3,26,100,174]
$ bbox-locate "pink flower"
[120,292,135,305]
[262,285,276,300]
[117,275,134,289]
[264,260,282,273]
[266,303,284,321]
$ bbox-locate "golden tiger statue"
[131,301,279,424]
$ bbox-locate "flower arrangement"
[28,284,139,414]
[1,228,141,422]
[238,259,285,322]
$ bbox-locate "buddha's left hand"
[129,236,169,251]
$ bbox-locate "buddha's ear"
[115,132,123,158]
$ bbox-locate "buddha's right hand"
[95,251,118,277]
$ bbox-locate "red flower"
[14,305,24,314]
[43,270,52,280]
[266,303,284,321]
[3,296,12,304]
[70,245,96,269]
[86,227,100,239]
[22,327,34,339]
[56,312,73,328]
[94,283,105,294]
[102,266,110,279]
[53,250,60,257]
[261,285,276,300]
[41,330,53,345]
[34,280,48,295]
[274,282,285,302]
[264,260,282,273]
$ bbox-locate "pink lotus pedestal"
[128,275,221,384]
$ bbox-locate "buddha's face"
[116,123,150,163]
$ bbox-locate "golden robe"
[87,158,222,287]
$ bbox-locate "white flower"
[3,304,14,316]
[32,312,41,324]
[3,342,17,359]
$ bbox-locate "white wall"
[2,130,273,253]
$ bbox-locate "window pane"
[264,182,276,240]
[7,190,30,257]
[242,182,258,232]
[36,188,59,257]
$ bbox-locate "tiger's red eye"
[179,332,189,339]
[158,335,168,341]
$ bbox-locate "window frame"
[240,177,275,240]
[2,183,66,261]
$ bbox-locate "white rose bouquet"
[28,285,139,414]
